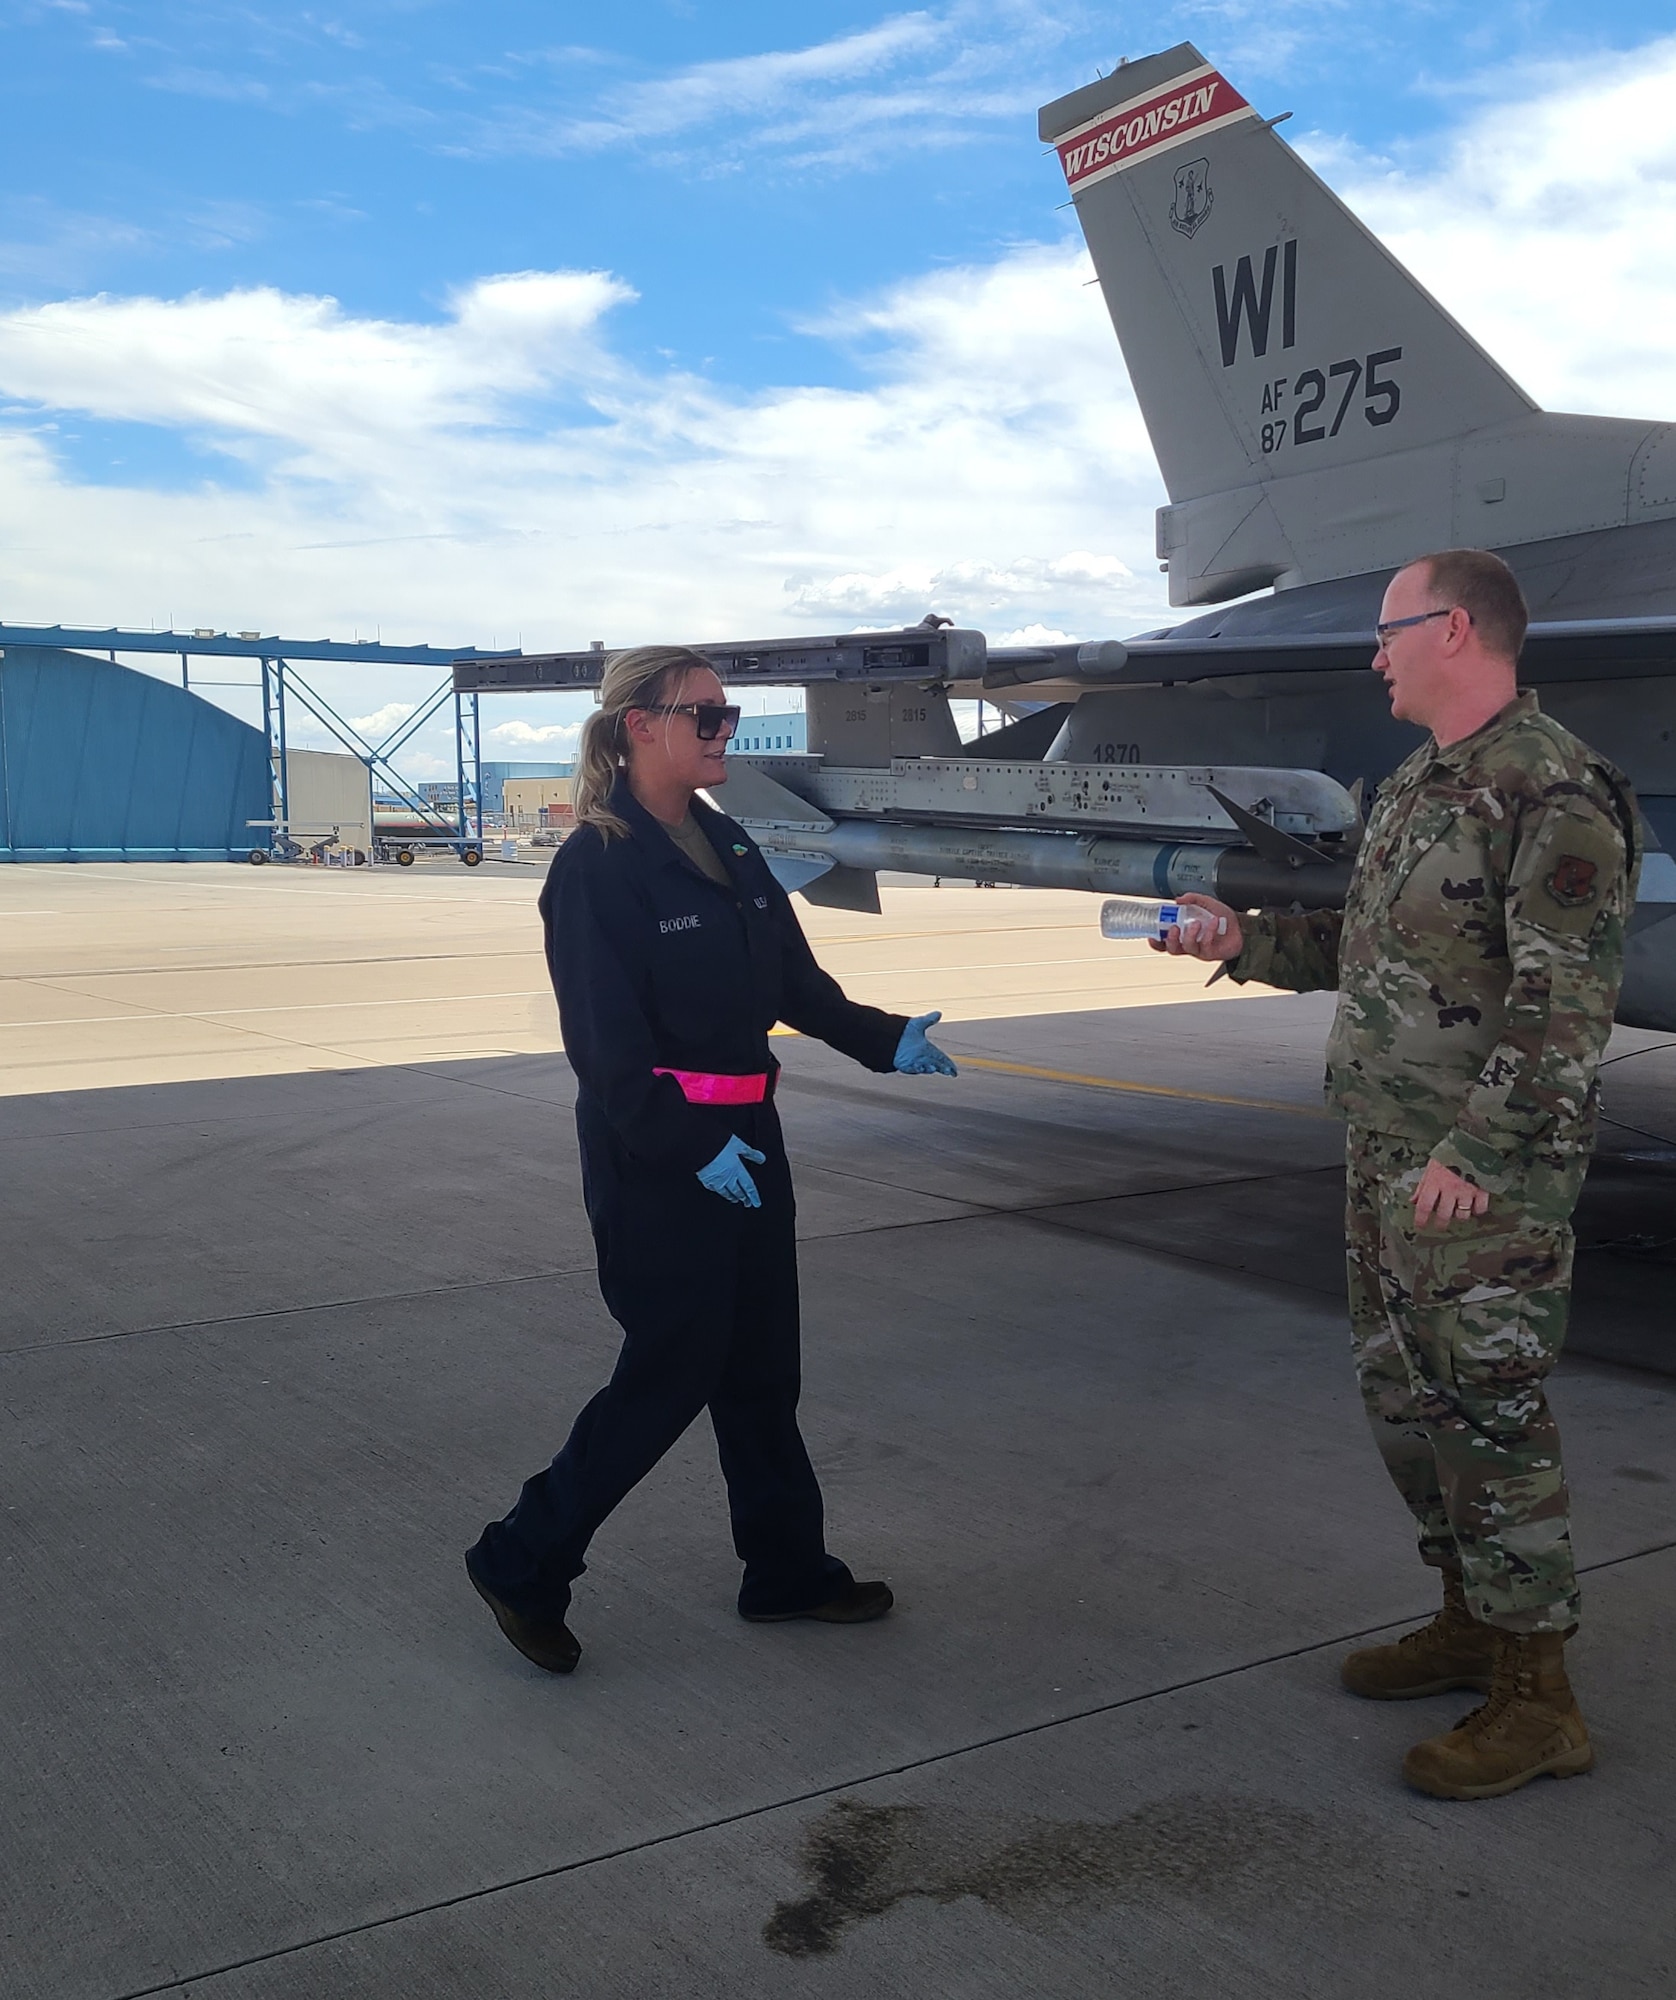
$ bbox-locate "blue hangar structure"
[0,625,520,863]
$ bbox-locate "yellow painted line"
[821,954,1126,978]
[951,1053,1335,1119]
[806,922,1103,947]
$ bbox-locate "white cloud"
[0,238,1155,655]
[348,701,417,737]
[789,552,1133,621]
[0,269,636,474]
[472,3,1076,170]
[486,718,584,752]
[1301,34,1676,419]
[3,31,1676,786]
[996,622,1077,647]
[563,15,946,148]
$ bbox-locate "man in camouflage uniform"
[1163,548,1636,1799]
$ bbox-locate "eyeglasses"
[638,701,742,741]
[1374,608,1459,648]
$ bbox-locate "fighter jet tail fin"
[1041,47,1536,604]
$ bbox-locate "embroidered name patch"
[659,914,701,934]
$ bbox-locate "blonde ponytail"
[571,645,716,841]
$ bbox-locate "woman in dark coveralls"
[465,646,956,1673]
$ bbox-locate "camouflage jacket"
[1230,693,1637,1193]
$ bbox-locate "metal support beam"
[260,659,479,858]
[274,659,290,831]
[374,679,455,764]
[259,659,279,842]
[0,622,521,668]
[452,626,987,694]
[274,667,418,810]
[454,689,469,848]
[472,692,483,841]
[452,687,483,846]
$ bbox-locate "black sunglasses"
[640,701,741,741]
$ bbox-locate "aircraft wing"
[972,615,1676,706]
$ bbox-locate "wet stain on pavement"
[763,1792,1361,1958]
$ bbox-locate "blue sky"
[5,1,1670,400]
[2,1,1674,762]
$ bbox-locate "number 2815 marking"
[1258,347,1402,455]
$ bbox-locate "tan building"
[503,776,574,829]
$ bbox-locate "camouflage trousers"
[1345,1126,1585,1634]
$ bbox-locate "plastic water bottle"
[1100,895,1228,944]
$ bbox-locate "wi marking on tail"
[1212,241,1298,367]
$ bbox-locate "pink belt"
[654,1067,770,1106]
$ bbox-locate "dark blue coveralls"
[467,779,907,1620]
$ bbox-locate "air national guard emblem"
[1169,157,1213,237]
[1547,854,1600,907]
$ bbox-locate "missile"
[771,817,1350,910]
[719,754,1355,913]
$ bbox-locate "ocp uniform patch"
[1546,854,1599,907]
[1521,807,1624,937]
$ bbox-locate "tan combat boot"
[1340,1572,1496,1700]
[1402,1628,1593,1800]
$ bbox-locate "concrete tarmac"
[3,865,1674,1997]
[0,860,1267,1095]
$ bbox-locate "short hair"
[1403,548,1528,662]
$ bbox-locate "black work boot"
[465,1558,581,1674]
[742,1580,894,1624]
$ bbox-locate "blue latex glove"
[894,1010,958,1077]
[696,1133,767,1207]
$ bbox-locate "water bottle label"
[1100,894,1227,945]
